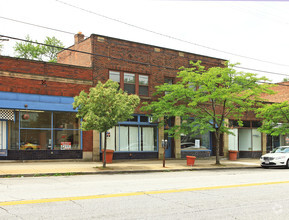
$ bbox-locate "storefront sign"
[61,142,71,150]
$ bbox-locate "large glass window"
[20,111,51,128]
[53,130,80,150]
[9,111,81,150]
[20,130,51,150]
[101,115,158,152]
[124,73,136,94]
[181,132,210,150]
[229,120,262,152]
[53,112,79,129]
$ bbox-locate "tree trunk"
[214,131,221,165]
[103,130,107,168]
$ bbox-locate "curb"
[0,166,261,178]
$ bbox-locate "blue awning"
[0,92,76,112]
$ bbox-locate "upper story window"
[164,77,174,95]
[124,73,135,94]
[109,71,149,96]
[139,75,149,96]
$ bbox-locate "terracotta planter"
[228,150,238,161]
[186,156,196,166]
[102,149,114,163]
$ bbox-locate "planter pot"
[228,150,238,161]
[186,156,196,166]
[102,149,114,163]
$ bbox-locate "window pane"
[140,116,148,122]
[124,84,135,94]
[127,116,138,122]
[124,73,135,83]
[9,113,19,150]
[20,129,51,150]
[243,121,251,127]
[139,75,148,85]
[139,86,148,96]
[181,132,210,150]
[252,121,262,128]
[20,111,51,128]
[252,129,262,151]
[129,126,139,151]
[109,71,120,82]
[164,78,173,84]
[119,126,129,151]
[53,112,79,129]
[239,129,252,151]
[142,127,157,151]
[228,129,238,151]
[53,130,80,150]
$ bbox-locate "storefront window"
[53,130,80,150]
[20,130,51,150]
[53,112,79,129]
[101,115,158,152]
[20,111,51,128]
[8,111,81,151]
[181,132,210,150]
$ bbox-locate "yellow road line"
[1,180,289,206]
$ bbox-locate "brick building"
[0,32,276,161]
[57,33,227,161]
[0,56,93,160]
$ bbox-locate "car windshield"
[272,147,289,153]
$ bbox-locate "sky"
[1,0,289,82]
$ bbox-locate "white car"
[260,146,289,168]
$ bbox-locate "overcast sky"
[1,0,289,82]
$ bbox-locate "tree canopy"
[14,35,64,62]
[143,61,274,164]
[256,101,289,136]
[73,80,140,167]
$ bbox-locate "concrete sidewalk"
[0,158,261,177]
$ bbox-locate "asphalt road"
[1,168,289,219]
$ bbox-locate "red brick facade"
[0,56,93,153]
[58,33,226,114]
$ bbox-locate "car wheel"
[286,160,289,169]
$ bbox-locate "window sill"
[140,96,151,100]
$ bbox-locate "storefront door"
[164,132,172,158]
[0,121,7,156]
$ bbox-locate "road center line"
[1,180,289,206]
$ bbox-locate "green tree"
[73,80,140,168]
[256,101,289,136]
[14,35,64,62]
[143,61,273,165]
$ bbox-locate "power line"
[0,16,75,36]
[235,66,289,77]
[54,0,289,68]
[2,13,289,71]
[1,34,289,80]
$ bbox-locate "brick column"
[174,116,181,159]
[158,117,164,159]
[223,119,229,158]
[262,132,267,154]
[93,130,100,161]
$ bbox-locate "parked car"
[20,143,41,150]
[260,146,289,168]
